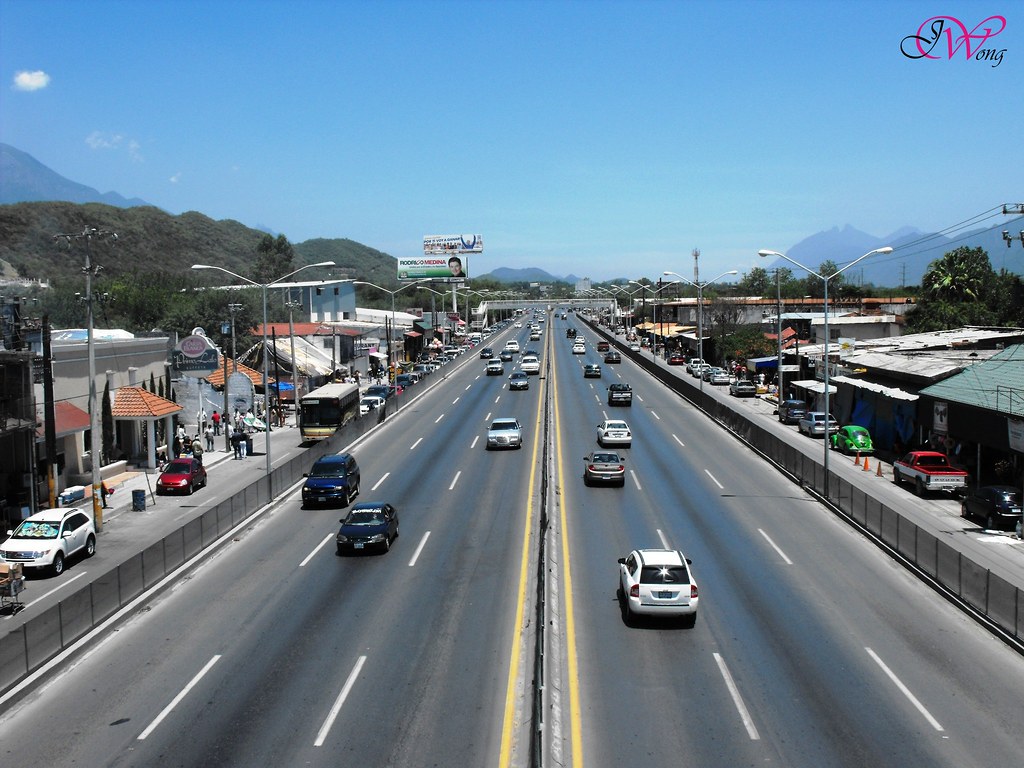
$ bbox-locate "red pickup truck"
[893,451,968,495]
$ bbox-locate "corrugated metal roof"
[920,344,1024,416]
[843,351,965,381]
[831,375,919,401]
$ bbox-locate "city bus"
[298,382,361,442]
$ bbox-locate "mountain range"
[2,142,1020,288]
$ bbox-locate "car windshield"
[606,421,628,430]
[310,462,347,477]
[12,520,60,539]
[592,453,619,463]
[639,565,689,584]
[164,460,192,473]
[345,510,384,525]
[491,420,518,430]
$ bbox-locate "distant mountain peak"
[0,142,152,208]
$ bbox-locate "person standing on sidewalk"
[212,410,221,436]
[191,435,204,466]
[204,424,215,451]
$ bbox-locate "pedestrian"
[100,480,111,509]
[173,435,183,458]
[176,423,186,443]
[212,409,221,436]
[201,409,208,432]
[191,435,204,465]
[205,424,215,451]
[239,431,248,458]
[230,429,242,460]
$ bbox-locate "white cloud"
[86,131,124,150]
[128,139,143,162]
[169,172,181,184]
[13,70,50,91]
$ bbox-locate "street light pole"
[758,246,892,498]
[192,261,335,487]
[53,226,117,531]
[663,266,738,393]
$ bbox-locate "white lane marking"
[704,469,724,489]
[629,469,641,490]
[656,528,670,549]
[434,413,445,424]
[466,384,473,390]
[865,648,944,731]
[371,472,389,491]
[495,395,501,403]
[635,393,644,402]
[410,437,423,450]
[651,411,661,420]
[12,571,89,615]
[713,653,760,740]
[315,655,367,746]
[300,534,334,567]
[757,529,793,565]
[409,531,431,567]
[672,434,685,447]
[449,471,461,490]
[138,655,222,740]
[471,435,479,449]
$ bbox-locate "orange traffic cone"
[854,451,861,466]
[863,455,871,472]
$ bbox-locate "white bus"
[298,382,361,442]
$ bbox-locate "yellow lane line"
[553,342,584,768]
[498,326,547,767]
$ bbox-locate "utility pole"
[53,227,118,532]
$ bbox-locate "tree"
[738,267,772,296]
[254,234,295,284]
[921,246,994,302]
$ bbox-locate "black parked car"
[778,399,807,425]
[960,485,1022,530]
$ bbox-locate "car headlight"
[336,535,348,543]
[368,534,385,543]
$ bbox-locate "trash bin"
[244,436,254,456]
[132,489,146,511]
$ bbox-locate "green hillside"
[0,201,397,287]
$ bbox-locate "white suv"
[503,340,520,354]
[618,548,698,627]
[1,508,97,575]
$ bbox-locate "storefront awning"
[789,379,837,395]
[404,331,423,337]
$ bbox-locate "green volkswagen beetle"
[830,425,874,455]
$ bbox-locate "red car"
[157,457,208,495]
[668,354,686,365]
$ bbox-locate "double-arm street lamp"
[353,279,432,367]
[757,246,892,498]
[663,268,738,389]
[192,261,336,484]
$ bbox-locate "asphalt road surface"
[2,314,1023,767]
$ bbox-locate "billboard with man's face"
[397,254,469,282]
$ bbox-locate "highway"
[2,312,1024,767]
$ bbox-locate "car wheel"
[51,551,65,576]
[915,477,925,496]
[187,482,194,495]
[893,468,902,485]
[336,546,344,556]
[583,474,591,486]
[341,488,351,507]
[986,514,996,530]
[623,601,635,627]
[960,503,969,519]
[85,535,96,558]
[681,613,697,629]
[382,536,391,553]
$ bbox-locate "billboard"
[398,255,469,282]
[423,234,483,254]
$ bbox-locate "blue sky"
[1,0,1020,281]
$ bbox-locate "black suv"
[302,453,361,507]
[608,383,633,406]
[778,399,807,425]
